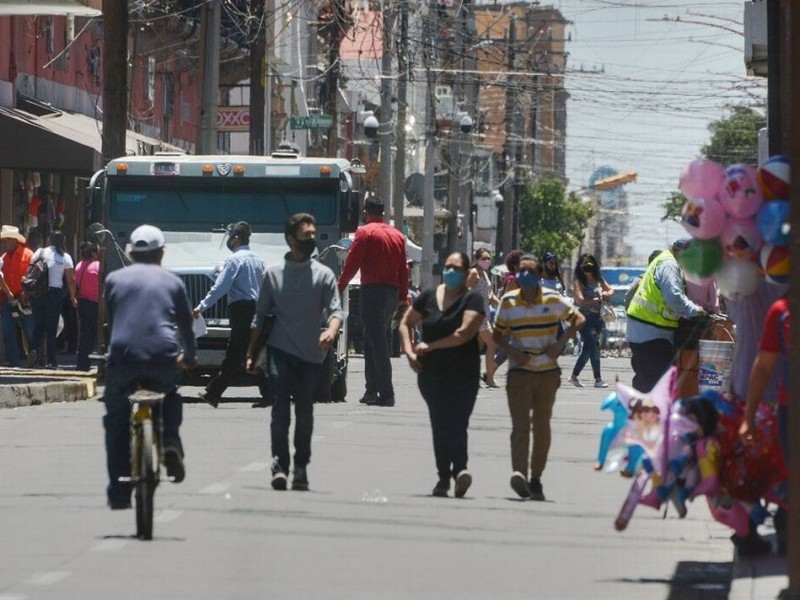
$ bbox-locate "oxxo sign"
[217,106,250,132]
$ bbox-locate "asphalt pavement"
[0,354,786,599]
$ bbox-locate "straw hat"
[0,225,25,244]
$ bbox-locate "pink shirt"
[75,259,100,302]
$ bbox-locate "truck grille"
[179,274,229,322]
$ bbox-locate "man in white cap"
[102,224,197,509]
[0,226,34,366]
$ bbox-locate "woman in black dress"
[399,252,485,498]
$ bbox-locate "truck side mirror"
[342,189,360,233]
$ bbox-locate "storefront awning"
[0,107,184,175]
[0,0,101,16]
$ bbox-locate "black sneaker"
[432,479,450,497]
[360,392,378,404]
[271,457,288,490]
[529,478,545,501]
[292,466,309,491]
[510,471,530,499]
[199,390,221,409]
[367,395,395,407]
[731,532,772,557]
[108,498,132,510]
[163,446,185,483]
[454,470,472,498]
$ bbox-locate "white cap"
[127,224,165,253]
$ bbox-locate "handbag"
[600,300,617,325]
[251,313,276,374]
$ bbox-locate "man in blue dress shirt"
[194,221,268,407]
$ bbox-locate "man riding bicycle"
[102,225,196,509]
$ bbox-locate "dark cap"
[229,221,252,238]
[671,238,692,253]
[544,251,557,262]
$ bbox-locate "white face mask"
[477,259,491,271]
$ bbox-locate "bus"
[85,146,362,402]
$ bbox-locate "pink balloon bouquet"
[679,159,725,201]
[719,164,763,219]
[720,218,763,260]
[681,196,726,239]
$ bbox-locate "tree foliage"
[518,177,594,260]
[661,190,687,222]
[701,106,765,166]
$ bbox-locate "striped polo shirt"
[493,287,578,373]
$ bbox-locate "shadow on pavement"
[611,561,732,599]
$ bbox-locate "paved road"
[0,356,734,599]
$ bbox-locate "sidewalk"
[730,526,789,599]
[0,354,97,408]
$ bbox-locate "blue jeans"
[268,347,322,473]
[418,371,479,481]
[103,362,183,504]
[76,299,98,371]
[31,287,63,366]
[573,313,602,380]
[1,301,34,366]
[361,285,397,399]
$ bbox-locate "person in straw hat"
[0,225,35,366]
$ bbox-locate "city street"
[0,356,734,600]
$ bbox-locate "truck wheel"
[316,347,334,403]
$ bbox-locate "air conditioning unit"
[744,1,767,77]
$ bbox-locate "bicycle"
[120,385,166,540]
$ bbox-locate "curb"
[0,379,95,408]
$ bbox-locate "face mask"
[295,237,316,259]
[477,259,491,271]
[516,270,540,290]
[582,264,594,273]
[442,268,466,289]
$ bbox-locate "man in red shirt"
[0,226,35,366]
[338,197,408,407]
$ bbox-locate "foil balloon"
[678,238,723,279]
[679,159,725,201]
[758,155,790,200]
[719,164,763,219]
[716,258,761,299]
[720,218,762,260]
[681,196,726,239]
[756,199,789,245]
[760,244,791,285]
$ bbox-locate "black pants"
[418,371,479,482]
[361,284,397,399]
[76,298,98,371]
[207,300,269,399]
[31,287,63,366]
[630,338,674,393]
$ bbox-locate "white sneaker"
[570,377,584,388]
[594,380,609,388]
[510,471,530,499]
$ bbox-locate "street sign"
[217,106,250,132]
[290,114,333,130]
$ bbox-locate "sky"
[554,0,765,260]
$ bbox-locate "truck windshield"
[108,176,338,227]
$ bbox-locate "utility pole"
[421,0,437,289]
[446,2,465,254]
[501,15,516,257]
[197,0,221,154]
[778,2,800,596]
[392,0,409,234]
[264,0,275,154]
[101,0,128,164]
[379,0,395,221]
[459,0,477,255]
[249,0,266,155]
[323,0,347,157]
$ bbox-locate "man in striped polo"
[493,253,585,501]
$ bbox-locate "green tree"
[701,106,765,165]
[518,177,594,259]
[661,190,687,222]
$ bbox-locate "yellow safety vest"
[627,251,681,329]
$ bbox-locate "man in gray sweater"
[246,213,343,491]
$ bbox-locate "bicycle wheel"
[135,420,156,540]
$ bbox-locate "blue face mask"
[516,270,541,290]
[442,267,466,289]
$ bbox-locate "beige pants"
[506,369,561,478]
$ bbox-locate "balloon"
[680,196,726,239]
[756,199,789,245]
[716,258,761,299]
[758,155,790,200]
[760,244,790,285]
[719,164,763,218]
[679,239,723,279]
[679,159,725,201]
[720,218,762,260]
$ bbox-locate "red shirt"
[759,296,790,406]
[1,244,34,300]
[338,221,408,300]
